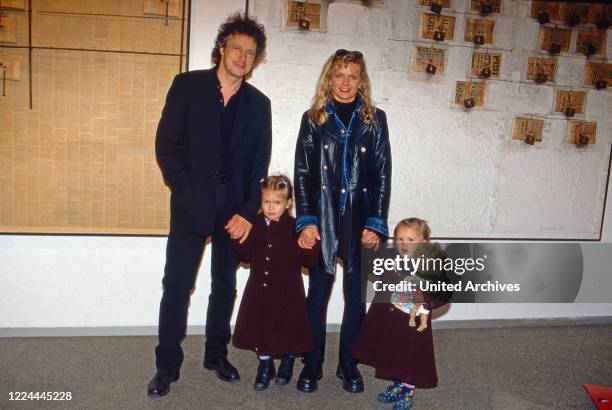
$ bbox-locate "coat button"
[265,256,270,261]
[360,146,366,153]
[341,129,346,134]
[341,188,346,193]
[323,165,328,170]
[263,283,268,287]
[264,271,269,275]
[363,187,367,192]
[322,185,327,190]
[324,144,329,150]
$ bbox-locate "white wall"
[1,0,611,333]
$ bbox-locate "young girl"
[232,175,320,391]
[351,218,453,409]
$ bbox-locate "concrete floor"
[1,325,610,409]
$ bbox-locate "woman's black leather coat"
[294,106,392,275]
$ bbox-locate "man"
[147,13,271,397]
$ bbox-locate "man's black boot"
[147,368,180,397]
[336,362,364,393]
[297,362,322,393]
[203,357,240,382]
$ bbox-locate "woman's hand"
[298,225,320,249]
[361,228,380,251]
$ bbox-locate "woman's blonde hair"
[394,218,431,242]
[308,51,376,126]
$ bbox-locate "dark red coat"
[351,243,453,387]
[232,212,319,357]
[351,303,438,387]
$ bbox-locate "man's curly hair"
[211,13,267,67]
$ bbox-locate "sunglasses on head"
[334,49,364,59]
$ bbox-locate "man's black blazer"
[155,68,272,235]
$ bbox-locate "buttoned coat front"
[232,212,319,356]
[294,107,392,274]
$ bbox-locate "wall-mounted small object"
[412,46,446,74]
[299,17,311,30]
[287,0,322,30]
[464,18,495,45]
[454,81,486,107]
[480,66,492,78]
[576,133,589,148]
[463,97,475,109]
[410,45,446,74]
[512,117,544,144]
[564,106,576,118]
[297,0,312,29]
[471,51,501,78]
[537,11,550,25]
[584,41,596,57]
[532,1,561,23]
[575,30,605,57]
[560,2,591,27]
[566,11,580,27]
[584,62,610,89]
[421,14,456,41]
[470,0,501,14]
[594,79,607,90]
[596,16,611,30]
[555,90,586,116]
[534,72,548,84]
[430,1,442,14]
[480,2,493,16]
[549,42,561,55]
[567,120,597,148]
[417,0,452,9]
[527,56,557,83]
[539,26,571,54]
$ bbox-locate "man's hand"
[298,225,320,249]
[361,228,381,251]
[225,214,253,244]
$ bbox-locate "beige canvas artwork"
[0,0,189,234]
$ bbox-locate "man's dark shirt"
[216,76,244,181]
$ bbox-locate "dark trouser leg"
[303,266,334,367]
[155,228,206,370]
[339,269,365,366]
[204,209,240,360]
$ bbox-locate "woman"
[294,49,392,393]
